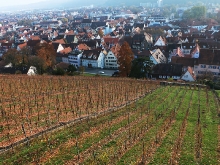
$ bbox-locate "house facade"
[68,50,82,68]
[81,50,105,68]
[150,48,166,65]
[194,64,220,77]
[181,67,196,81]
[104,50,119,69]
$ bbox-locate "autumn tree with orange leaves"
[117,41,134,77]
[36,43,56,69]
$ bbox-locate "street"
[84,68,117,76]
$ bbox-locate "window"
[200,65,206,68]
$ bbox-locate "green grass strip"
[179,90,199,164]
[148,90,192,164]
[200,91,218,164]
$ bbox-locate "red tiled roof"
[59,47,72,54]
[18,42,27,49]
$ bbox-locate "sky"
[1,0,47,7]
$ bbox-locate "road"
[84,68,117,76]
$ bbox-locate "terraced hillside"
[0,76,219,165]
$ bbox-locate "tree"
[28,56,46,74]
[35,43,56,69]
[17,19,33,27]
[79,66,85,74]
[117,41,134,77]
[67,65,77,75]
[2,49,21,66]
[129,57,154,78]
[97,29,104,38]
[182,6,206,19]
[61,18,68,24]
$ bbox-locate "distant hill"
[0,0,219,11]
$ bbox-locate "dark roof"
[39,21,58,25]
[133,49,151,58]
[171,56,198,67]
[65,35,75,44]
[91,22,106,29]
[199,49,220,65]
[181,43,195,49]
[132,34,145,42]
[72,22,81,28]
[152,63,183,76]
[78,40,97,48]
[27,40,41,47]
[81,49,101,60]
[134,23,145,29]
[81,19,92,23]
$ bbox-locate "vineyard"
[0,75,219,164]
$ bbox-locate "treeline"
[2,43,56,74]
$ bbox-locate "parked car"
[99,71,105,74]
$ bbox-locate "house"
[150,48,166,64]
[152,63,183,80]
[104,50,119,69]
[27,66,37,76]
[68,50,82,68]
[194,49,220,77]
[131,34,145,50]
[133,49,151,59]
[80,19,92,28]
[56,53,69,64]
[171,56,197,71]
[81,49,105,68]
[190,44,200,58]
[154,36,167,46]
[17,42,27,51]
[181,66,196,81]
[181,43,195,56]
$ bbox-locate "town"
[0,1,220,164]
[0,1,220,85]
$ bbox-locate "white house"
[181,66,196,81]
[150,48,166,65]
[81,49,105,68]
[154,36,167,46]
[104,50,119,69]
[27,66,37,76]
[68,50,82,68]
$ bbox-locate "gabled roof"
[81,49,101,60]
[78,43,90,50]
[59,47,72,54]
